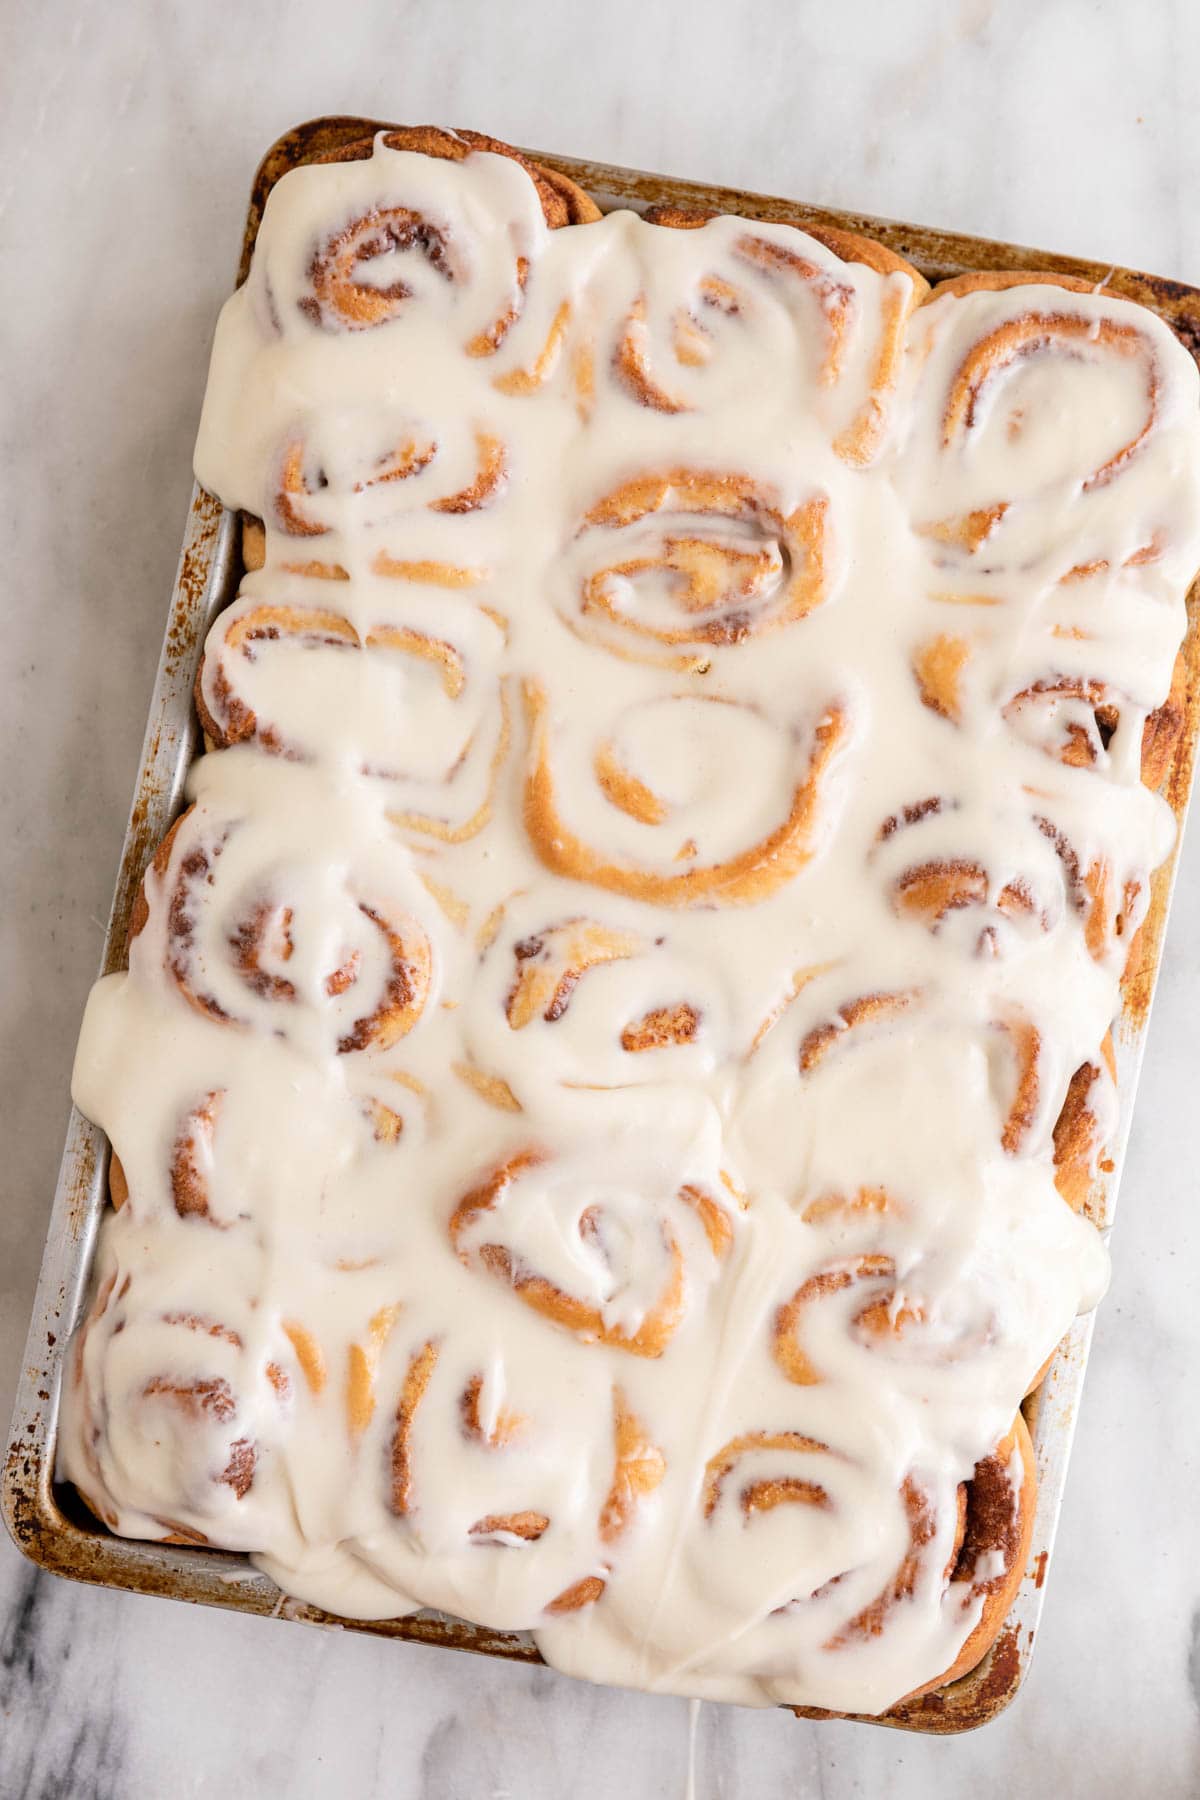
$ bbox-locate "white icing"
[57,139,1200,1714]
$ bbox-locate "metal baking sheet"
[7,117,1200,1735]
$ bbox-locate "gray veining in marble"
[5,1,1200,1794]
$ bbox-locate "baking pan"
[8,116,1200,1734]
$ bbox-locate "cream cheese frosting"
[58,137,1200,1714]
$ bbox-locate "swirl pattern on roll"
[59,133,1200,1715]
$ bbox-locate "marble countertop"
[5,2,1200,1794]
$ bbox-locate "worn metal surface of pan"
[8,116,1200,1734]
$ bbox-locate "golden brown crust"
[528,157,605,227]
[640,203,710,231]
[912,633,969,722]
[127,810,189,951]
[1052,1031,1116,1214]
[898,1412,1037,1701]
[192,657,224,748]
[927,269,1100,304]
[241,515,265,572]
[108,1150,129,1212]
[800,222,928,292]
[643,203,928,295]
[544,1573,606,1614]
[1023,1344,1057,1398]
[1141,649,1189,791]
[599,1389,666,1542]
[195,603,362,752]
[314,125,601,227]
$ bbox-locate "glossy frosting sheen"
[59,139,1200,1713]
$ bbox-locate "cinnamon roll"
[299,127,598,335]
[263,423,506,546]
[460,890,732,1102]
[385,1350,663,1618]
[64,1257,294,1548]
[872,793,1063,958]
[1004,650,1188,791]
[767,1229,1047,1406]
[449,1133,734,1359]
[105,1067,425,1230]
[639,205,928,463]
[556,468,833,666]
[128,797,435,1059]
[731,969,1081,1227]
[195,586,509,844]
[523,681,851,907]
[370,1332,665,1627]
[872,780,1160,978]
[901,272,1194,580]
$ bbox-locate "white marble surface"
[4,1,1200,1793]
